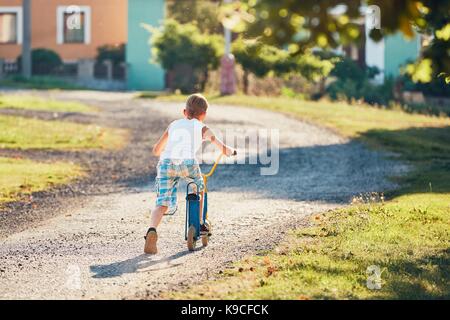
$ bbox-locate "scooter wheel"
[187,225,197,251]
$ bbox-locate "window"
[0,13,17,43]
[57,6,91,44]
[0,7,22,44]
[63,11,85,43]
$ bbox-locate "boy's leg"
[150,205,168,228]
[145,166,178,254]
[144,227,158,254]
[144,206,167,254]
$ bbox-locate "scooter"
[185,152,234,251]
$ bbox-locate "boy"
[144,93,236,254]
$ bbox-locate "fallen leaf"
[262,256,271,266]
[266,266,278,277]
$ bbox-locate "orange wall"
[0,0,127,61]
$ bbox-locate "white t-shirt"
[160,118,205,160]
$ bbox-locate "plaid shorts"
[155,159,204,207]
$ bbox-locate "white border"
[0,6,23,44]
[56,5,91,44]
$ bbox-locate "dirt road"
[0,91,403,299]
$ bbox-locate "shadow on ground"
[359,126,450,196]
[90,250,192,279]
[194,140,402,203]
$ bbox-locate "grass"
[168,194,449,299]
[135,91,169,99]
[155,94,450,299]
[0,95,127,205]
[0,115,127,150]
[0,75,86,90]
[0,157,83,205]
[0,94,96,113]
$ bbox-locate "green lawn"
[0,94,96,113]
[155,94,450,299]
[0,95,127,204]
[0,115,126,150]
[0,157,83,205]
[169,194,449,300]
[0,76,86,90]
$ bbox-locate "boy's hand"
[225,148,237,157]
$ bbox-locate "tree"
[145,19,223,93]
[232,38,334,93]
[224,0,450,83]
[232,38,277,93]
[167,0,222,34]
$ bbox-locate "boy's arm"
[152,127,169,156]
[202,126,236,156]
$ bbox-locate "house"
[0,0,165,90]
[1,1,422,90]
[331,5,421,83]
[365,24,421,83]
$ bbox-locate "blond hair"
[185,93,209,118]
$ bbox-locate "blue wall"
[126,0,165,90]
[384,32,420,78]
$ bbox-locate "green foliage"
[232,38,280,78]
[229,0,450,83]
[147,19,223,93]
[232,38,334,93]
[289,53,335,83]
[233,38,334,80]
[167,0,221,33]
[329,56,378,82]
[18,48,62,75]
[96,44,125,66]
[326,56,394,105]
[280,87,308,100]
[150,19,223,71]
[327,78,394,106]
[401,67,450,98]
[402,3,450,83]
[32,49,63,75]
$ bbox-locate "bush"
[400,72,450,98]
[18,48,63,75]
[96,44,125,66]
[147,19,223,93]
[325,56,394,105]
[232,38,334,94]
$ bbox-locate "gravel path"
[0,91,403,299]
[0,91,167,238]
